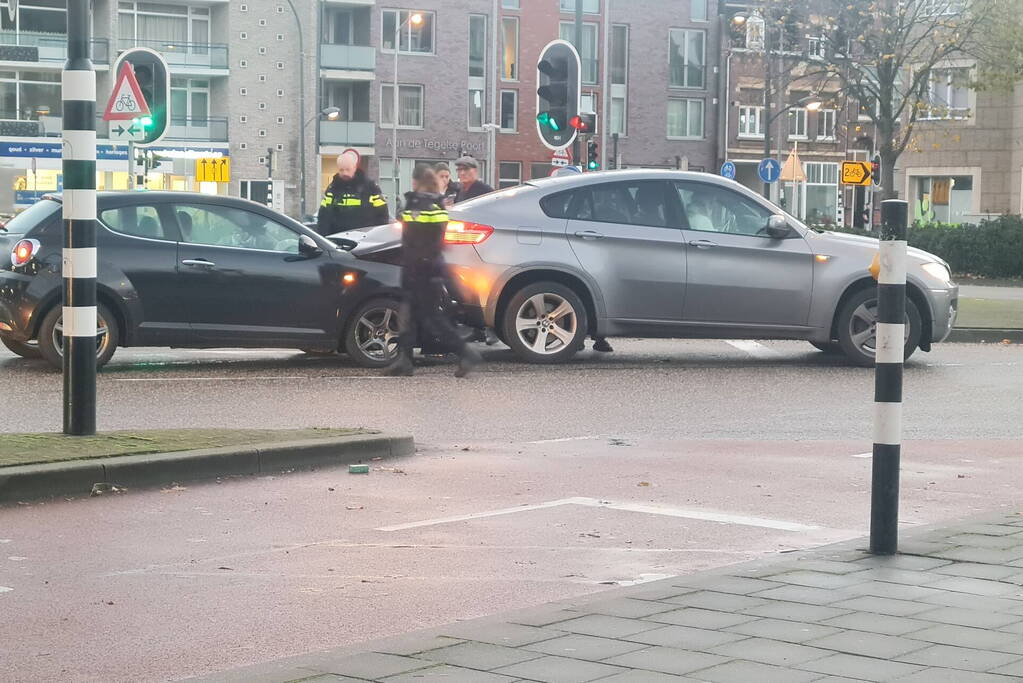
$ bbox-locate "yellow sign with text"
[195,157,231,183]
[841,161,872,186]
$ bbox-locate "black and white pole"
[61,0,97,436]
[870,199,908,555]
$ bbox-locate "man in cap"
[315,149,389,236]
[453,155,494,203]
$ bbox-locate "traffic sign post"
[758,158,781,184]
[109,48,169,147]
[720,161,736,180]
[842,160,873,186]
[551,149,571,168]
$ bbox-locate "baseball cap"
[454,156,478,169]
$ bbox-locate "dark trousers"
[397,275,467,358]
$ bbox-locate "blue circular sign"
[758,158,781,184]
[720,161,736,180]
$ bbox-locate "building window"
[738,106,763,137]
[239,115,248,123]
[382,10,435,54]
[807,36,825,58]
[560,0,600,13]
[276,116,285,124]
[259,19,267,27]
[277,34,285,41]
[559,22,599,84]
[611,25,628,85]
[258,74,267,83]
[276,144,284,151]
[0,71,62,123]
[502,17,519,81]
[691,0,708,21]
[276,61,284,70]
[920,0,966,16]
[610,96,626,136]
[170,77,209,125]
[381,83,424,128]
[468,15,487,79]
[667,98,703,138]
[816,109,837,140]
[276,89,284,97]
[258,129,267,137]
[258,47,267,55]
[924,67,971,120]
[499,162,522,189]
[502,0,520,7]
[500,90,517,131]
[913,174,973,223]
[240,32,247,39]
[531,162,552,180]
[580,93,596,116]
[240,4,247,11]
[239,142,247,149]
[805,162,840,225]
[239,87,248,95]
[258,102,267,110]
[468,88,484,130]
[239,59,248,68]
[669,29,705,89]
[788,108,808,138]
[117,3,209,51]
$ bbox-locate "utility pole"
[762,12,774,199]
[61,0,97,435]
[572,0,583,166]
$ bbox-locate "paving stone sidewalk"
[194,511,1023,683]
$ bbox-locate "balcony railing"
[320,44,376,71]
[167,117,229,142]
[0,32,109,64]
[117,39,228,70]
[6,116,228,143]
[320,120,375,146]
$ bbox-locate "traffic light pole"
[572,2,583,167]
[62,0,98,435]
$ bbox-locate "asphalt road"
[1,339,1021,682]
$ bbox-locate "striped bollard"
[869,199,908,555]
[61,0,97,435]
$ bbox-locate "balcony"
[320,44,376,73]
[5,115,228,144]
[118,39,228,71]
[167,117,229,143]
[320,120,375,146]
[0,33,109,65]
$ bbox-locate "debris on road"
[349,464,370,474]
[90,483,126,496]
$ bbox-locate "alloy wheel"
[847,300,911,356]
[514,293,578,355]
[354,305,399,361]
[51,314,112,359]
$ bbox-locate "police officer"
[315,149,388,236]
[385,165,482,378]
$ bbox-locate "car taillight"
[445,221,494,245]
[11,239,40,267]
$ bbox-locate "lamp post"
[305,106,341,129]
[284,0,308,219]
[482,122,499,187]
[391,11,423,212]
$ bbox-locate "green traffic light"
[588,161,599,170]
[536,111,561,131]
[140,116,153,127]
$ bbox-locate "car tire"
[501,282,588,364]
[344,297,401,368]
[37,303,120,371]
[2,337,42,359]
[836,288,921,367]
[809,341,842,354]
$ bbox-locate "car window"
[675,181,773,236]
[175,204,300,253]
[2,199,60,235]
[100,205,170,240]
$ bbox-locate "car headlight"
[921,261,952,284]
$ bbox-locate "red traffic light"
[569,115,590,132]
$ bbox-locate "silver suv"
[441,170,957,366]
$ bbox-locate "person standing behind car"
[385,164,482,378]
[315,149,389,236]
[434,162,460,208]
[453,156,494,203]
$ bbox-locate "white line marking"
[377,496,820,533]
[0,586,12,594]
[851,453,873,459]
[725,340,782,359]
[112,375,400,382]
[527,436,601,444]
[611,574,676,586]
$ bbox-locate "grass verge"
[957,298,1023,329]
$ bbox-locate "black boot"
[384,352,414,376]
[593,338,614,353]
[455,346,483,378]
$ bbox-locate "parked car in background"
[436,170,958,367]
[0,193,407,369]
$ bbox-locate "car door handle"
[181,258,216,268]
[688,239,717,249]
[574,230,604,240]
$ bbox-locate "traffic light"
[115,48,169,146]
[569,112,596,135]
[871,153,882,188]
[586,139,599,171]
[535,39,580,150]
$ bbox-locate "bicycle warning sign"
[103,62,151,121]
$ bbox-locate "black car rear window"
[2,199,60,235]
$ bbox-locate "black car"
[0,192,405,369]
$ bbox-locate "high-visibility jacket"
[399,192,449,286]
[315,171,388,235]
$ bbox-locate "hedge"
[817,216,1023,279]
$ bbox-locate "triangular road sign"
[103,62,151,121]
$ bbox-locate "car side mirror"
[299,234,323,257]
[765,215,791,239]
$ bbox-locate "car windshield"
[1,199,60,235]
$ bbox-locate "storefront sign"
[1,142,227,161]
[383,138,485,154]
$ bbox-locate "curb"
[947,327,1023,343]
[0,433,415,504]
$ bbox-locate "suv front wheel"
[501,282,588,364]
[836,288,921,367]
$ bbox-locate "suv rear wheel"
[501,282,587,364]
[836,288,921,367]
[2,337,42,359]
[37,303,119,370]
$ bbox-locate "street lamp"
[305,106,341,128]
[391,11,423,212]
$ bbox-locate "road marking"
[0,586,11,594]
[851,453,872,459]
[611,574,676,586]
[528,436,602,444]
[111,375,401,382]
[725,340,782,359]
[377,497,820,533]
